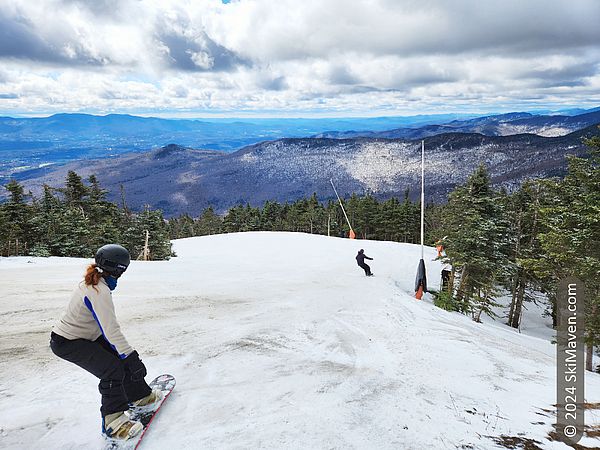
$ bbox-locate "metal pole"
[414,140,427,300]
[420,140,425,259]
[330,179,353,232]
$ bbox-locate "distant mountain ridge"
[0,112,475,180]
[2,108,599,182]
[17,123,600,217]
[315,109,600,140]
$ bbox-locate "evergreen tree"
[355,194,379,239]
[195,207,223,235]
[86,175,123,250]
[0,172,171,261]
[222,204,243,233]
[379,197,401,241]
[425,202,445,246]
[244,204,261,231]
[260,201,283,231]
[55,206,92,257]
[285,200,304,232]
[398,190,420,243]
[304,193,325,234]
[440,165,511,320]
[62,170,89,208]
[28,185,62,256]
[169,214,195,239]
[123,207,172,260]
[325,200,342,237]
[1,180,33,255]
[504,181,543,329]
[50,172,114,257]
[527,136,600,370]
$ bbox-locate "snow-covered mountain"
[16,124,600,216]
[0,113,470,180]
[316,110,600,140]
[1,232,599,449]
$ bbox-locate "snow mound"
[1,232,598,449]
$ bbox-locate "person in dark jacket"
[356,249,373,276]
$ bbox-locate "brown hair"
[84,264,103,289]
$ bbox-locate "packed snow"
[1,232,599,449]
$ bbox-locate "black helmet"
[95,244,130,277]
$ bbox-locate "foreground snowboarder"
[356,249,374,276]
[50,244,162,441]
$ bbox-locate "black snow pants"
[50,332,151,417]
[358,261,372,276]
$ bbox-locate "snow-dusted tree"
[440,164,512,321]
[529,136,600,370]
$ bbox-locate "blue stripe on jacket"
[83,296,127,359]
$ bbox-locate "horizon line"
[1,105,599,121]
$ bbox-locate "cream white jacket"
[52,278,134,358]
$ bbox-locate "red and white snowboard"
[104,374,176,450]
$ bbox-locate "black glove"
[124,350,147,381]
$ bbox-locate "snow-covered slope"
[1,232,599,449]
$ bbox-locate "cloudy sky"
[1,0,599,117]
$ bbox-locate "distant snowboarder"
[356,249,374,276]
[49,244,162,441]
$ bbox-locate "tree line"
[168,191,431,244]
[0,171,172,260]
[1,174,427,260]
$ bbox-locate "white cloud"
[0,0,599,115]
